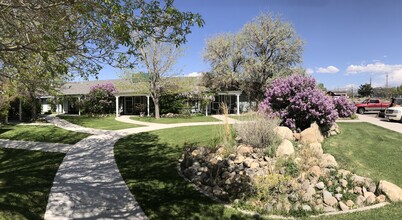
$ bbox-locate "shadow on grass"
[115,132,256,220]
[0,125,89,144]
[0,148,65,219]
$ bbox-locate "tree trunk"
[153,96,160,119]
[29,92,38,121]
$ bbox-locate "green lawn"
[0,125,89,144]
[114,125,255,219]
[323,122,402,186]
[129,115,220,124]
[58,115,140,130]
[0,148,65,219]
[115,123,402,219]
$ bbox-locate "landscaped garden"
[58,115,140,130]
[0,148,65,219]
[0,125,89,144]
[129,115,220,124]
[114,123,402,220]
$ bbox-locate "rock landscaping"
[179,122,402,217]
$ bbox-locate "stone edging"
[176,154,391,219]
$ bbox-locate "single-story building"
[36,77,253,117]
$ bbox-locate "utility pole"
[386,73,389,88]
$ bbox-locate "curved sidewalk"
[44,115,239,219]
[44,116,148,219]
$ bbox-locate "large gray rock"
[319,154,338,168]
[378,180,402,202]
[300,122,324,145]
[323,190,338,206]
[276,139,295,157]
[274,126,295,141]
[339,201,349,211]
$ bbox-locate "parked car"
[355,98,390,114]
[385,106,402,122]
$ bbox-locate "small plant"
[283,160,299,178]
[216,103,235,156]
[233,113,280,155]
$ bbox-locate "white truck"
[385,98,402,122]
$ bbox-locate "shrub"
[333,96,357,118]
[82,83,117,115]
[233,113,280,156]
[259,75,338,131]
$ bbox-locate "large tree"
[136,39,183,119]
[203,13,303,102]
[0,0,203,118]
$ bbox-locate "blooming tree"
[333,96,357,118]
[259,75,338,131]
[82,83,117,115]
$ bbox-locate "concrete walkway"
[0,115,235,219]
[42,115,235,219]
[337,114,402,134]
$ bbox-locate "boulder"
[276,139,295,157]
[355,195,365,207]
[309,142,324,157]
[315,182,325,190]
[233,155,245,164]
[293,133,301,141]
[378,180,402,202]
[376,195,386,203]
[309,165,322,177]
[302,186,316,202]
[346,200,355,207]
[274,126,295,141]
[323,206,337,212]
[339,201,349,211]
[319,154,338,168]
[236,145,253,156]
[323,190,338,206]
[300,122,324,145]
[302,204,312,212]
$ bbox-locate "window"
[369,100,379,103]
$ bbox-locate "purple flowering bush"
[333,96,356,118]
[259,75,338,131]
[82,83,117,115]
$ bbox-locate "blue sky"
[93,0,402,91]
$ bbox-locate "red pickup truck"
[355,98,390,114]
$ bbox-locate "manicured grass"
[116,123,402,219]
[129,115,220,124]
[323,122,402,186]
[58,115,140,130]
[114,125,256,219]
[0,125,89,144]
[0,148,65,219]
[229,113,257,121]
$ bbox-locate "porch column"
[19,99,22,121]
[78,97,81,116]
[205,104,208,116]
[115,96,120,117]
[236,94,240,115]
[146,95,150,117]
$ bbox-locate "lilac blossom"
[333,96,356,118]
[259,75,338,131]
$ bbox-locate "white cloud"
[315,65,339,74]
[186,72,202,77]
[306,68,314,74]
[345,62,402,87]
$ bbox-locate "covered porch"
[115,94,151,117]
[209,91,242,115]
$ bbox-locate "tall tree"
[0,0,203,79]
[202,33,244,91]
[358,83,373,97]
[202,13,303,102]
[0,0,203,119]
[136,39,183,119]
